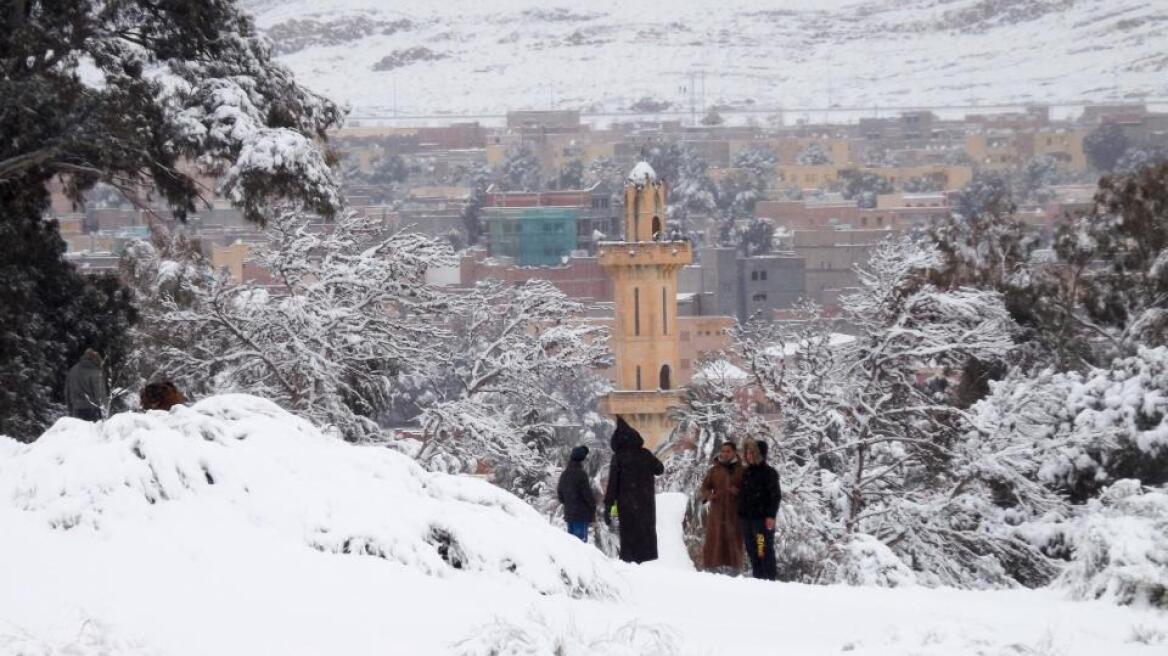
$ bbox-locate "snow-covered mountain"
[241,0,1168,120]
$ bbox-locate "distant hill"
[241,0,1168,118]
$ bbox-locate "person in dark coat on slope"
[603,416,665,563]
[739,438,781,580]
[557,445,597,542]
[64,349,107,421]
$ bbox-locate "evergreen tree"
[838,169,893,208]
[1,0,342,439]
[1054,161,1168,358]
[500,143,544,191]
[0,215,136,440]
[1083,123,1130,172]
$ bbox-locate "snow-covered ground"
[239,0,1168,121]
[1,397,1165,655]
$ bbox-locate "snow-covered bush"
[0,396,623,600]
[1058,480,1168,609]
[453,612,680,656]
[824,534,918,588]
[972,347,1168,500]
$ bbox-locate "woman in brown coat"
[699,441,745,572]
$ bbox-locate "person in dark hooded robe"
[603,416,665,563]
[64,349,107,421]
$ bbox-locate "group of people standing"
[557,416,665,563]
[557,416,781,580]
[699,439,781,580]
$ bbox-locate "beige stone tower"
[598,162,693,448]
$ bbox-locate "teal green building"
[484,207,578,266]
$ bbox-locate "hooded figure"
[64,349,107,421]
[738,438,781,580]
[603,417,665,563]
[557,445,597,542]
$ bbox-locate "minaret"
[599,162,693,449]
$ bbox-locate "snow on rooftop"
[692,359,749,385]
[766,332,857,357]
[627,161,657,186]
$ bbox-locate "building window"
[752,293,767,302]
[760,270,768,281]
[634,287,640,336]
[661,287,668,336]
[636,366,642,390]
[659,364,672,390]
[680,358,691,370]
[751,271,758,281]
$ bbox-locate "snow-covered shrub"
[0,396,623,600]
[973,347,1168,500]
[1058,480,1168,608]
[453,612,681,656]
[824,534,918,588]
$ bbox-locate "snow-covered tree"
[1052,162,1168,361]
[700,109,724,127]
[414,280,611,503]
[1,0,343,439]
[731,239,1059,587]
[2,0,342,221]
[952,171,1014,221]
[1084,123,1130,172]
[642,142,717,228]
[1014,155,1067,205]
[795,142,831,166]
[838,169,894,209]
[127,210,453,439]
[500,143,544,192]
[737,217,776,256]
[557,158,585,190]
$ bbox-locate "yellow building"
[598,162,693,448]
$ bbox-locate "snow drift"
[0,395,622,600]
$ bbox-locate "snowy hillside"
[2,397,1167,655]
[240,0,1168,119]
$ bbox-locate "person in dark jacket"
[64,349,107,421]
[738,438,781,580]
[603,416,665,563]
[557,445,597,542]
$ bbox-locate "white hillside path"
[0,397,1164,655]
